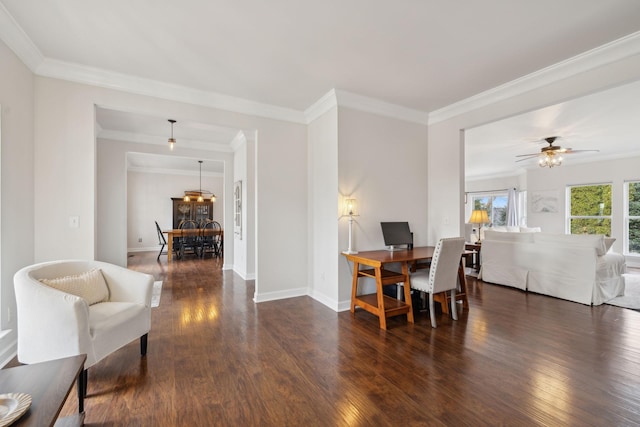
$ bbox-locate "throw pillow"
[40,268,109,305]
[604,237,616,252]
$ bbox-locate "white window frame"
[624,181,640,255]
[468,192,509,226]
[566,183,612,235]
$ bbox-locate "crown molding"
[229,131,247,152]
[3,0,638,130]
[35,58,308,124]
[0,3,44,70]
[127,166,224,177]
[304,89,338,122]
[304,88,429,125]
[429,31,640,126]
[98,129,234,152]
[465,168,527,183]
[335,89,429,125]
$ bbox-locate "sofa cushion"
[40,268,109,305]
[519,226,542,233]
[491,226,521,232]
[532,233,607,256]
[484,230,535,243]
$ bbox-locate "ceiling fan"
[515,136,599,167]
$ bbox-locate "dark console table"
[0,354,86,427]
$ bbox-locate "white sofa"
[14,260,153,369]
[479,231,626,305]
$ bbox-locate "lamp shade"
[343,198,358,216]
[469,209,489,225]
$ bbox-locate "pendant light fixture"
[168,119,176,150]
[183,160,216,203]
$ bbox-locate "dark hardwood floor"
[43,252,640,425]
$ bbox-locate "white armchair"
[14,259,153,402]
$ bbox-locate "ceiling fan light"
[183,195,190,202]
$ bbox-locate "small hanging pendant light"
[168,119,176,151]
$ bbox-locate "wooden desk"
[163,229,223,261]
[0,354,86,427]
[343,247,469,329]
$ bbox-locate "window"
[471,193,508,226]
[567,184,612,236]
[625,181,640,254]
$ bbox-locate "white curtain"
[507,188,518,226]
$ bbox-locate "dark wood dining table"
[163,228,224,261]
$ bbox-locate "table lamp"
[343,198,359,254]
[469,209,489,243]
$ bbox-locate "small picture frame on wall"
[234,181,242,240]
[531,190,559,213]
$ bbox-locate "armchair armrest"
[14,275,93,365]
[95,261,154,306]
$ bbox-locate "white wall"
[126,170,224,251]
[97,136,231,266]
[337,107,428,305]
[0,39,35,364]
[34,77,307,301]
[429,54,640,245]
[527,155,640,252]
[232,134,256,281]
[308,106,339,309]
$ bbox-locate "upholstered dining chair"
[410,237,465,328]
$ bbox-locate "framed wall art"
[234,180,242,239]
[531,190,559,213]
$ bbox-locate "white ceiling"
[2,1,640,175]
[96,107,237,174]
[3,0,640,112]
[465,79,640,180]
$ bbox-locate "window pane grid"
[471,194,508,226]
[568,184,612,236]
[627,181,640,254]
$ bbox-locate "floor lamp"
[343,198,359,254]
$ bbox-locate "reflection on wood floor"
[50,251,640,425]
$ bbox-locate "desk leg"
[167,234,173,261]
[350,262,360,314]
[375,267,387,330]
[401,262,414,323]
[458,261,469,309]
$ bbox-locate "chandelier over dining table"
[183,160,216,202]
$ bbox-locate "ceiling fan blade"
[563,149,599,154]
[515,153,541,158]
[515,157,538,163]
